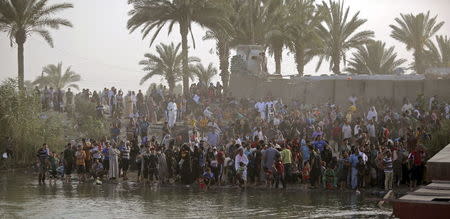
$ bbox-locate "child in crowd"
[201,167,214,189]
[302,162,310,184]
[274,158,286,189]
[324,164,336,189]
[236,162,247,188]
[357,156,365,190]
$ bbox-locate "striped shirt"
[119,145,131,160]
[383,157,393,173]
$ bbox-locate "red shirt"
[409,151,422,166]
[275,161,284,173]
[216,151,225,164]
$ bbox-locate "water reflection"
[0,173,390,218]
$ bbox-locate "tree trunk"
[168,77,175,95]
[180,24,190,96]
[332,54,341,74]
[17,43,25,92]
[15,29,26,92]
[218,41,230,91]
[295,46,305,76]
[414,50,424,74]
[250,0,255,44]
[274,47,282,74]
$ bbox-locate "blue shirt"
[313,140,327,153]
[207,132,219,147]
[102,148,109,160]
[301,145,310,162]
[349,154,359,168]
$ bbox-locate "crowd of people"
[31,82,450,192]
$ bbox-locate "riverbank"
[2,167,409,198]
[0,171,393,218]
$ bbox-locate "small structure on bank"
[393,144,450,218]
[231,45,269,76]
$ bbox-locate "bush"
[424,120,450,157]
[74,96,109,140]
[0,79,72,165]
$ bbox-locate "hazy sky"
[1,0,450,91]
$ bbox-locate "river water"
[0,172,390,218]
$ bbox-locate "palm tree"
[264,0,290,75]
[139,42,200,94]
[0,0,73,91]
[390,11,444,74]
[33,62,81,90]
[193,63,217,86]
[346,41,406,75]
[127,0,228,96]
[202,0,242,91]
[316,0,374,74]
[286,0,322,76]
[231,0,267,45]
[424,35,450,69]
[203,29,231,90]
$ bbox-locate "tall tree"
[203,29,231,90]
[193,63,217,86]
[202,0,242,91]
[286,0,322,76]
[423,35,450,69]
[346,41,406,75]
[138,42,199,93]
[316,0,374,74]
[0,0,73,91]
[127,0,228,96]
[33,62,81,90]
[264,0,290,75]
[390,11,444,74]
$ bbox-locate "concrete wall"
[229,74,450,106]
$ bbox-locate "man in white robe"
[367,106,378,122]
[255,100,266,120]
[167,100,177,128]
[402,102,413,114]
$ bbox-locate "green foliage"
[346,41,406,75]
[286,0,322,76]
[77,118,109,141]
[139,42,200,93]
[127,0,229,95]
[0,0,73,90]
[0,79,71,165]
[390,11,444,74]
[193,63,218,86]
[33,62,81,90]
[424,35,450,69]
[74,97,109,140]
[316,0,374,74]
[424,120,450,158]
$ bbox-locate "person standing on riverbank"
[108,144,120,181]
[102,142,110,171]
[349,149,359,190]
[280,144,292,182]
[63,143,75,183]
[235,148,249,187]
[167,98,177,128]
[119,141,131,180]
[36,144,49,184]
[383,150,393,191]
[75,145,87,182]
